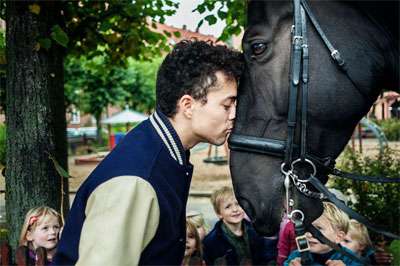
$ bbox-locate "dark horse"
[230,0,399,236]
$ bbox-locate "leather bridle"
[229,0,399,264]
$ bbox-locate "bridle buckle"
[295,235,310,252]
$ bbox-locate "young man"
[285,202,362,266]
[202,186,276,265]
[53,39,244,265]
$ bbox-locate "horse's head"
[230,0,399,236]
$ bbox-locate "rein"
[230,0,399,263]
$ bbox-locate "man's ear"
[179,94,194,118]
[336,231,345,244]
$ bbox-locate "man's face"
[306,216,342,254]
[191,71,237,146]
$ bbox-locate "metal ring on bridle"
[289,209,305,222]
[290,158,317,182]
[281,162,290,175]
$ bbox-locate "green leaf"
[50,24,69,48]
[163,30,172,38]
[173,31,181,38]
[45,151,74,179]
[388,240,399,266]
[204,15,217,25]
[28,4,40,15]
[217,10,228,20]
[196,5,206,14]
[38,38,51,51]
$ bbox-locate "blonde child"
[202,186,276,265]
[186,210,211,241]
[182,218,204,266]
[19,206,63,265]
[285,202,362,266]
[342,219,393,265]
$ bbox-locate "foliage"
[330,146,400,242]
[370,118,400,141]
[64,55,160,117]
[0,123,5,166]
[64,54,128,143]
[388,240,399,265]
[62,0,179,65]
[194,0,247,43]
[123,58,161,114]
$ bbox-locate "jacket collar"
[149,108,187,166]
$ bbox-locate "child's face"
[184,227,197,258]
[27,214,61,252]
[306,216,344,254]
[341,233,364,257]
[194,221,206,241]
[217,195,244,225]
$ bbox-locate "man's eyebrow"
[225,96,237,101]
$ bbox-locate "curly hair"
[156,39,244,117]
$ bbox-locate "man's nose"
[228,104,236,120]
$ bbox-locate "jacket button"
[179,238,184,242]
[186,172,189,176]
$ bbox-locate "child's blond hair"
[210,186,235,215]
[321,201,349,234]
[186,218,203,258]
[348,219,373,250]
[187,212,211,235]
[19,206,64,247]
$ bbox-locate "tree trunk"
[96,113,103,145]
[5,1,69,260]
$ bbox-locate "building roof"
[151,22,223,45]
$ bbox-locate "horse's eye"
[251,43,267,55]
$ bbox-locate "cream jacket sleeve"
[76,175,160,266]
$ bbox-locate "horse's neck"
[354,1,399,93]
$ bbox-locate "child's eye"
[343,239,350,244]
[41,226,48,230]
[54,225,60,230]
[196,225,201,229]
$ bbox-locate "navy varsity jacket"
[53,109,194,265]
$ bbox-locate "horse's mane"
[346,0,399,92]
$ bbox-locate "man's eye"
[223,105,230,110]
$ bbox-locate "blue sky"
[163,0,225,37]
